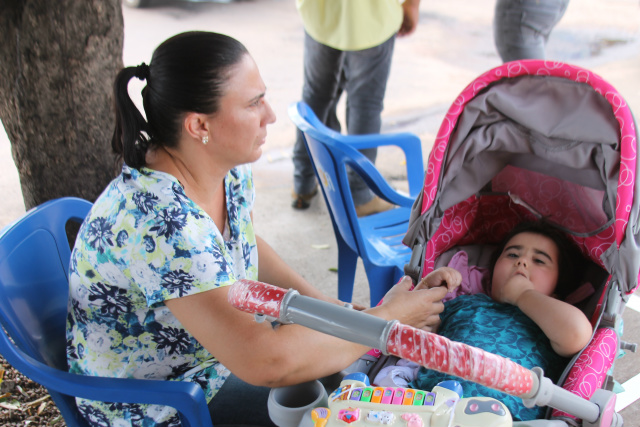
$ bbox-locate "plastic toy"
[315,373,511,427]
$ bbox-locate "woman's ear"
[183,112,210,142]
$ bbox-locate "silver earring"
[202,135,209,145]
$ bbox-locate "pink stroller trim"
[551,327,618,421]
[421,60,637,248]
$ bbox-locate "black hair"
[111,31,249,169]
[490,221,584,300]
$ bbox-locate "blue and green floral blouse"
[66,164,258,427]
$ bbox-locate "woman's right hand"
[375,276,448,332]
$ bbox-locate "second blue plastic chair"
[289,102,425,305]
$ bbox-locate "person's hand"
[494,274,535,306]
[414,267,462,293]
[398,0,420,37]
[379,276,448,332]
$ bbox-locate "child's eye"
[534,258,546,265]
[506,252,519,259]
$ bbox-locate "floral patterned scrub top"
[66,164,258,427]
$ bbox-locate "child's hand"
[493,274,535,306]
[414,267,462,293]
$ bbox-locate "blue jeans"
[292,33,395,206]
[208,374,276,427]
[493,0,569,62]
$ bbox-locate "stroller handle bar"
[228,280,616,425]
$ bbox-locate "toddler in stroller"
[399,59,639,425]
[406,220,593,421]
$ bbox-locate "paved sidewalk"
[1,0,639,422]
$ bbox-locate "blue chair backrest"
[289,102,385,257]
[0,197,91,372]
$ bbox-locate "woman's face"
[206,54,276,168]
[491,232,560,299]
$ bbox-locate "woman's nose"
[264,100,277,125]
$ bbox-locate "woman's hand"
[375,276,449,332]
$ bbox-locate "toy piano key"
[423,392,437,406]
[413,390,426,405]
[349,388,363,401]
[371,387,385,403]
[360,387,374,402]
[381,388,394,404]
[392,388,405,405]
[402,389,416,405]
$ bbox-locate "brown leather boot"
[355,196,394,217]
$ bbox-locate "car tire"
[123,0,151,8]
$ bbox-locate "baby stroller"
[398,59,639,425]
[229,60,638,427]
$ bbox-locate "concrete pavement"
[1,0,639,422]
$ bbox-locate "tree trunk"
[0,0,124,210]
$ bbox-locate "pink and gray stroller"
[230,60,638,427]
[399,59,639,425]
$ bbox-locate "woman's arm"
[165,277,448,388]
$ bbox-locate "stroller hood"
[404,61,639,295]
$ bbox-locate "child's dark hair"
[111,31,249,169]
[490,221,584,300]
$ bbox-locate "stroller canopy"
[404,61,639,294]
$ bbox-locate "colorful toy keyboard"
[309,374,512,427]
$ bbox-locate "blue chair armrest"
[344,156,416,208]
[341,132,425,197]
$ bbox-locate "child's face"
[491,232,560,299]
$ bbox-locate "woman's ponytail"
[111,64,152,169]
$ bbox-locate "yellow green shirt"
[296,0,404,51]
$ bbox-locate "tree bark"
[0,0,124,210]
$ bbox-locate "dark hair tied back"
[134,63,150,81]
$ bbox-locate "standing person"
[493,0,570,62]
[291,0,421,216]
[66,31,450,427]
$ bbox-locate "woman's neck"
[146,146,228,230]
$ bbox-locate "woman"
[66,31,450,427]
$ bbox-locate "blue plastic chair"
[289,102,425,305]
[0,197,212,427]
